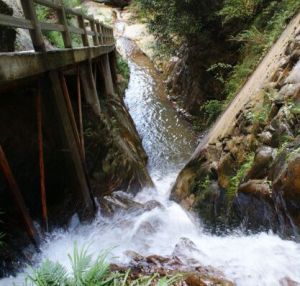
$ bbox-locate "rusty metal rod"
[0,145,40,247]
[77,67,85,160]
[36,83,48,232]
[59,72,82,155]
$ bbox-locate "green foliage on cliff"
[133,0,300,123]
[228,153,255,198]
[131,0,221,55]
[26,245,180,286]
[224,0,300,103]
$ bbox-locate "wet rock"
[278,83,300,101]
[172,238,204,260]
[195,180,227,231]
[217,153,236,189]
[125,250,144,261]
[280,277,300,286]
[134,221,157,236]
[119,251,234,285]
[285,61,300,84]
[231,180,278,230]
[258,131,273,145]
[100,192,143,215]
[245,146,276,180]
[143,200,164,211]
[274,152,300,197]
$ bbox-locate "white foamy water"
[2,38,300,286]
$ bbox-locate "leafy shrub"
[200,100,223,125]
[218,0,261,23]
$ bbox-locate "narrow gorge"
[1,1,300,286]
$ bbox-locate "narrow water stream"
[2,32,300,286]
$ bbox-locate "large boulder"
[231,180,279,231]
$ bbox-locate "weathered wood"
[34,0,61,10]
[57,6,72,48]
[20,0,46,52]
[36,83,48,231]
[0,45,115,83]
[0,145,40,246]
[0,14,34,30]
[90,19,99,46]
[80,61,101,116]
[98,54,115,96]
[77,14,89,47]
[68,25,85,35]
[109,50,118,90]
[77,67,85,159]
[49,70,94,214]
[96,22,103,44]
[40,22,65,32]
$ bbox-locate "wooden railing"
[0,0,114,52]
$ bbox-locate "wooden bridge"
[0,0,117,246]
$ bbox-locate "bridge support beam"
[80,61,101,116]
[48,70,95,217]
[99,54,115,96]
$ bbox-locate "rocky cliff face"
[0,0,33,51]
[171,26,300,236]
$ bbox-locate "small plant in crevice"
[228,153,255,199]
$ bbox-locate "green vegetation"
[131,0,221,56]
[224,0,300,103]
[245,90,273,126]
[200,100,223,126]
[35,0,84,48]
[26,245,181,286]
[133,0,300,125]
[116,55,130,93]
[228,153,255,198]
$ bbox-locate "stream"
[2,26,300,286]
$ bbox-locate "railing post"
[96,22,103,44]
[77,14,89,47]
[57,5,72,48]
[95,21,102,45]
[90,18,99,46]
[20,0,45,51]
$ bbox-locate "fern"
[26,245,180,286]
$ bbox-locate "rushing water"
[2,33,300,286]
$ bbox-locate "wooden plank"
[86,30,96,37]
[21,0,46,52]
[57,6,72,48]
[0,145,40,246]
[96,21,103,44]
[77,14,89,47]
[90,19,99,46]
[40,22,65,32]
[36,83,48,232]
[0,14,34,30]
[0,45,116,83]
[33,0,61,10]
[98,53,115,96]
[80,61,101,116]
[68,25,84,35]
